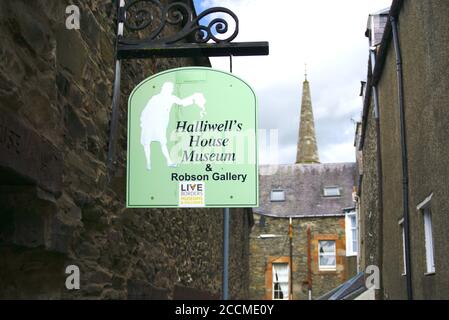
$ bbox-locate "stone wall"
[379,0,449,300]
[359,0,449,300]
[0,0,251,299]
[249,214,348,300]
[358,96,382,282]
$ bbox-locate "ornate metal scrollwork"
[119,0,239,45]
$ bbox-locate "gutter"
[360,0,403,148]
[372,0,404,86]
[252,212,346,219]
[358,60,373,150]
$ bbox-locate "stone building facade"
[357,0,449,300]
[250,163,357,300]
[0,0,252,299]
[251,213,349,300]
[249,77,357,300]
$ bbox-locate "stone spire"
[296,70,320,164]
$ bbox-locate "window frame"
[270,189,285,202]
[345,210,358,256]
[318,240,337,271]
[271,262,289,300]
[416,194,436,275]
[398,218,407,276]
[423,207,435,274]
[323,186,341,198]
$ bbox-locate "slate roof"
[317,272,366,300]
[254,163,356,218]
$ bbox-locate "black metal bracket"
[118,41,269,59]
[117,0,269,58]
[107,0,269,179]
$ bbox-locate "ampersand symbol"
[205,164,212,172]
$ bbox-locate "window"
[423,207,435,274]
[272,263,289,300]
[323,186,341,197]
[417,194,435,274]
[345,211,358,256]
[270,189,285,202]
[399,219,407,275]
[318,240,337,271]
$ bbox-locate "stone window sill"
[318,269,337,274]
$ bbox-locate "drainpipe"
[307,225,312,300]
[390,15,413,300]
[289,218,293,300]
[370,49,384,300]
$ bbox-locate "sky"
[193,0,392,164]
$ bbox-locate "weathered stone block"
[56,29,88,83]
[0,112,63,195]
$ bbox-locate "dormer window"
[270,189,285,202]
[323,186,341,197]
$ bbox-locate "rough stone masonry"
[0,0,252,299]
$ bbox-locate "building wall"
[0,0,251,299]
[363,0,449,300]
[376,23,406,300]
[249,214,350,300]
[357,96,382,291]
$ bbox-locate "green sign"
[127,67,258,208]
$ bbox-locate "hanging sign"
[127,67,258,208]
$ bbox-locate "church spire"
[296,71,320,164]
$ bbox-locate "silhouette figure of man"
[140,82,205,170]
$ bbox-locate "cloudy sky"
[193,0,392,164]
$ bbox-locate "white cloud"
[321,142,357,163]
[196,0,392,164]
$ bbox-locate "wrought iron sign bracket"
[117,41,269,59]
[116,0,268,59]
[107,0,269,178]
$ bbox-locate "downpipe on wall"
[307,225,312,300]
[390,15,413,300]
